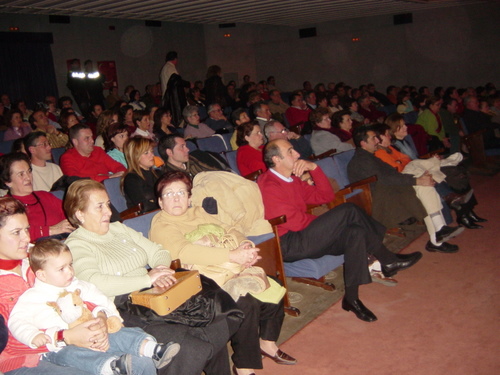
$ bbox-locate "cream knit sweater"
[66,222,171,298]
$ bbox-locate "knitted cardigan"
[65,222,171,298]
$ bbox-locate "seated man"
[252,102,272,130]
[24,132,63,192]
[264,120,313,160]
[60,123,125,182]
[267,89,289,124]
[159,134,230,178]
[29,110,68,149]
[257,139,422,322]
[357,94,385,123]
[284,92,311,131]
[461,95,500,149]
[348,126,463,254]
[204,103,233,133]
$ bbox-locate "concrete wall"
[1,2,499,98]
[203,2,500,91]
[0,14,207,98]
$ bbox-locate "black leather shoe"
[469,210,487,223]
[381,251,422,277]
[425,241,459,253]
[457,215,483,229]
[435,225,464,243]
[342,298,377,322]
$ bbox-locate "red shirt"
[60,146,126,182]
[285,106,311,129]
[257,167,335,237]
[0,261,46,372]
[236,145,267,177]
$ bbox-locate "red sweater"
[285,106,311,129]
[0,261,46,372]
[236,145,267,177]
[11,192,66,242]
[257,167,335,237]
[60,147,126,182]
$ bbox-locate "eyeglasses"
[34,142,50,148]
[162,190,187,199]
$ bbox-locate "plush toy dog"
[47,289,122,333]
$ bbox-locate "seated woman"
[119,105,135,134]
[0,153,74,242]
[384,115,486,229]
[95,110,119,149]
[122,137,159,212]
[104,122,129,168]
[327,92,343,114]
[416,96,451,151]
[310,107,354,156]
[59,111,80,135]
[0,196,98,375]
[3,110,32,141]
[396,90,415,114]
[331,109,355,146]
[153,108,177,140]
[182,105,215,139]
[236,121,267,177]
[64,179,239,375]
[345,98,368,128]
[131,110,155,140]
[128,90,146,111]
[150,171,295,375]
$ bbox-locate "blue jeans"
[42,327,156,375]
[5,360,92,375]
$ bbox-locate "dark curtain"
[0,32,58,109]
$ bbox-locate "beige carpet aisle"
[259,173,500,375]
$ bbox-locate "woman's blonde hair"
[123,137,157,182]
[64,179,106,227]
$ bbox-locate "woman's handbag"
[129,271,202,316]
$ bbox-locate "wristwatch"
[56,329,66,347]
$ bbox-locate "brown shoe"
[261,349,297,365]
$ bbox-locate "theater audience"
[416,96,450,151]
[64,179,239,375]
[348,126,463,253]
[23,132,63,192]
[149,171,295,375]
[60,124,126,182]
[310,108,354,156]
[357,95,385,123]
[258,139,422,322]
[0,153,74,242]
[461,95,500,149]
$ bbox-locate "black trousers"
[280,203,399,288]
[231,294,284,369]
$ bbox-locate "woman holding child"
[63,179,238,375]
[0,197,95,374]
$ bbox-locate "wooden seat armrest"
[170,259,181,270]
[119,202,143,221]
[309,149,336,160]
[345,175,377,189]
[243,169,263,181]
[268,215,287,227]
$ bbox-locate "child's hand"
[32,333,51,348]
